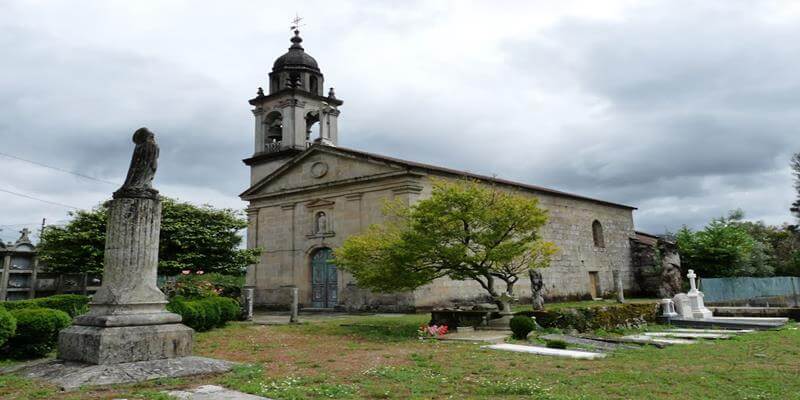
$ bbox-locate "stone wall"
[411,175,637,309]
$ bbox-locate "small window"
[310,76,319,94]
[592,220,605,248]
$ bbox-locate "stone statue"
[316,212,328,234]
[529,269,545,310]
[114,127,159,199]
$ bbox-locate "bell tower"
[248,28,343,160]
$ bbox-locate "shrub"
[0,307,17,348]
[1,294,89,317]
[167,296,240,332]
[162,273,244,300]
[510,315,536,340]
[545,339,568,349]
[5,308,71,358]
[524,303,659,333]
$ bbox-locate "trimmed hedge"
[523,303,659,333]
[167,296,240,332]
[2,294,90,318]
[510,315,537,339]
[0,306,16,347]
[5,308,71,358]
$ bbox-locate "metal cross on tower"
[290,13,305,31]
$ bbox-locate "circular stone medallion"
[310,161,329,178]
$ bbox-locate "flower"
[418,324,449,337]
[196,270,205,275]
[181,270,191,275]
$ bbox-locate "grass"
[1,311,799,399]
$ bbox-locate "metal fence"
[700,276,800,307]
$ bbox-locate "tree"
[334,180,558,307]
[676,211,771,278]
[792,152,800,223]
[38,198,260,275]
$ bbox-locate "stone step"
[482,343,606,359]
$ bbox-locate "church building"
[241,30,640,311]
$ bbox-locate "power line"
[0,151,118,186]
[0,188,80,209]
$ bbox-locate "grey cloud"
[1,1,798,237]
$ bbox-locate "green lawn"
[1,313,798,399]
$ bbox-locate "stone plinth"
[8,356,234,391]
[58,194,192,364]
[59,324,193,365]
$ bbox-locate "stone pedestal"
[660,298,678,318]
[58,196,192,365]
[487,292,515,330]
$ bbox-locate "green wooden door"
[311,248,337,308]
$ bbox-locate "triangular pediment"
[305,198,336,209]
[241,146,410,199]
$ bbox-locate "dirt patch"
[196,325,420,378]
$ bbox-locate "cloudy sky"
[1,0,799,243]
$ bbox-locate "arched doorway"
[311,248,337,308]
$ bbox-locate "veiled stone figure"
[529,269,545,311]
[114,127,159,199]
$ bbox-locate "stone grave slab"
[622,335,696,345]
[644,332,731,340]
[437,330,510,343]
[667,328,754,334]
[482,343,606,359]
[8,356,235,391]
[167,385,271,400]
[539,334,639,351]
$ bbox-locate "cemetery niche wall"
[0,229,102,302]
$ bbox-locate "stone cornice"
[248,88,344,107]
[242,170,424,202]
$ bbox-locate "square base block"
[58,323,193,365]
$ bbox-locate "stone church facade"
[241,31,639,311]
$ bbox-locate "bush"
[510,315,536,339]
[4,308,71,358]
[0,307,17,348]
[545,339,568,349]
[162,273,244,300]
[2,294,89,317]
[523,303,659,333]
[167,296,240,332]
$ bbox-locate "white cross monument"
[686,269,712,319]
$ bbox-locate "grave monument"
[58,128,193,364]
[685,269,713,319]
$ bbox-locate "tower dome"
[273,31,320,72]
[268,29,324,96]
